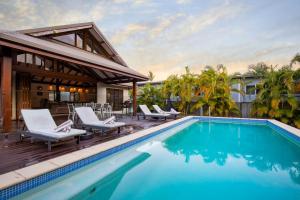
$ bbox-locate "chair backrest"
[67,103,74,113]
[85,102,95,108]
[21,109,57,131]
[153,105,164,113]
[75,107,99,124]
[74,103,82,108]
[139,105,152,115]
[95,103,102,110]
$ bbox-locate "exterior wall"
[97,82,130,104]
[231,79,260,103]
[30,83,49,108]
[97,82,107,104]
[123,89,130,101]
[231,83,241,102]
[236,102,252,118]
[243,79,260,102]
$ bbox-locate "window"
[49,91,55,102]
[60,92,70,101]
[86,44,92,52]
[93,44,106,55]
[45,59,53,71]
[246,85,256,95]
[35,55,44,67]
[26,53,33,64]
[17,53,25,63]
[76,33,83,48]
[53,33,75,46]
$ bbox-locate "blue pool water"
[14,120,300,199]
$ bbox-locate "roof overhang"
[0,31,148,83]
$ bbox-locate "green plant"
[251,65,300,128]
[137,82,163,109]
[162,66,196,115]
[192,65,240,117]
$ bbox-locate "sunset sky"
[1,0,299,80]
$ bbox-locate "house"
[137,77,261,117]
[231,75,261,117]
[0,22,148,132]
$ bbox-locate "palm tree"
[162,74,180,107]
[148,71,155,81]
[177,66,196,114]
[291,53,300,65]
[251,65,300,128]
[162,66,196,115]
[192,65,240,117]
[137,82,163,109]
[245,62,270,78]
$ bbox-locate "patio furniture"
[138,105,170,120]
[74,103,83,108]
[75,107,125,133]
[21,109,86,151]
[85,102,95,110]
[67,103,76,121]
[153,105,181,119]
[102,104,112,119]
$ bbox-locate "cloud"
[0,0,119,30]
[169,1,246,41]
[149,14,184,38]
[176,0,192,4]
[111,13,183,45]
[111,24,148,44]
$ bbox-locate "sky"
[0,0,299,80]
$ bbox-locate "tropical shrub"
[192,65,240,117]
[162,65,241,116]
[251,65,300,128]
[162,67,196,115]
[137,82,163,109]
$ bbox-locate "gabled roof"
[0,22,148,82]
[18,22,128,67]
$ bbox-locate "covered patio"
[0,22,148,133]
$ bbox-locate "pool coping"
[0,116,194,190]
[0,116,299,199]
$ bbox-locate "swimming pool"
[3,117,300,199]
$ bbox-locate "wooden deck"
[0,116,174,175]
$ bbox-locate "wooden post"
[1,54,12,133]
[54,60,60,102]
[82,31,88,51]
[132,81,137,116]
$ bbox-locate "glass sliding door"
[106,88,123,111]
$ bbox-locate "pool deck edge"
[0,116,194,190]
[1,116,300,192]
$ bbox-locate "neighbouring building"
[137,77,261,117]
[231,75,261,117]
[0,22,148,132]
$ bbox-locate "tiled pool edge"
[0,116,194,200]
[1,116,300,200]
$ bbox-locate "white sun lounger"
[153,105,181,119]
[21,109,86,151]
[138,105,170,120]
[75,107,125,133]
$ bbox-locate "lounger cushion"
[21,109,57,131]
[139,105,170,117]
[84,121,125,128]
[153,105,180,115]
[75,107,100,124]
[30,128,86,139]
[75,107,126,128]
